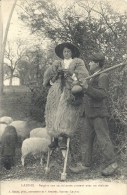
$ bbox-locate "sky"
[1,0,127,48]
[2,0,34,43]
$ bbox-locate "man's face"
[63,47,72,59]
[89,61,99,73]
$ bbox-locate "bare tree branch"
[77,1,117,38]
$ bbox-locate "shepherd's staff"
[85,60,127,81]
[71,60,127,94]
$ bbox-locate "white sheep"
[21,137,51,166]
[0,116,13,125]
[30,127,51,140]
[10,120,43,141]
[0,124,8,143]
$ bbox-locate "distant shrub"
[29,84,48,122]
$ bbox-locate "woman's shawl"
[43,58,89,88]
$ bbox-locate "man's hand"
[82,80,88,89]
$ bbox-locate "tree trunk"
[9,70,14,86]
[9,77,12,86]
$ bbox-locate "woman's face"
[63,47,72,59]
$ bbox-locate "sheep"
[30,127,51,140]
[0,124,8,143]
[0,116,13,125]
[1,125,18,170]
[10,120,43,141]
[21,137,51,166]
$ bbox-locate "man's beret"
[91,52,105,62]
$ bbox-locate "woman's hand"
[64,69,73,76]
[57,66,64,75]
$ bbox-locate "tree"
[16,45,50,121]
[19,0,127,60]
[19,0,79,42]
[4,41,26,85]
[17,45,49,85]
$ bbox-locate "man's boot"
[48,137,58,149]
[59,134,67,150]
[69,162,89,173]
[101,162,118,176]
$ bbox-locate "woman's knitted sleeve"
[73,58,89,87]
[43,60,60,87]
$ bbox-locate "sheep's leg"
[21,156,25,166]
[33,154,37,159]
[40,157,43,166]
[40,153,44,166]
[61,137,70,181]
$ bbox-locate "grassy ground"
[0,86,127,182]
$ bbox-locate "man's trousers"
[80,117,116,167]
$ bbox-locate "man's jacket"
[84,72,109,118]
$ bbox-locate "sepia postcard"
[0,0,127,194]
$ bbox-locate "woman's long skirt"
[45,82,84,137]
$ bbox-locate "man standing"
[70,52,118,176]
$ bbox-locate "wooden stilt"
[61,137,70,181]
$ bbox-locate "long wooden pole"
[0,0,18,95]
[0,0,3,96]
[85,61,127,80]
[2,0,18,61]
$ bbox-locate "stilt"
[61,137,70,181]
[45,136,70,180]
[45,137,55,174]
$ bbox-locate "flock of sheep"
[0,116,51,168]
